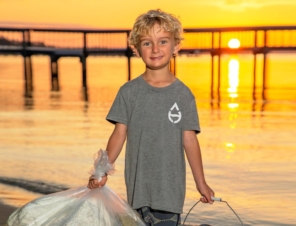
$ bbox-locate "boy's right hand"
[197,182,215,204]
[87,175,108,189]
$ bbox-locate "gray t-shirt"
[106,75,200,213]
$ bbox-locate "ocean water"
[0,53,296,226]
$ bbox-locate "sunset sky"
[1,0,296,29]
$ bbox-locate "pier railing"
[181,26,296,54]
[1,26,296,98]
[2,26,296,56]
[0,28,130,52]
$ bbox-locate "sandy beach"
[0,202,16,226]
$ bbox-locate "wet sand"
[0,202,16,226]
[0,183,41,226]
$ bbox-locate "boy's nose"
[152,44,160,53]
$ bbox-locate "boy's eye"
[142,42,151,46]
[160,40,168,44]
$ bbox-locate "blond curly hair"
[128,9,184,50]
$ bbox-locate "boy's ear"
[173,42,180,56]
[134,48,141,58]
[130,45,141,57]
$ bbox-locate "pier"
[1,26,296,99]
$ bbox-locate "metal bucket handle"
[182,197,244,226]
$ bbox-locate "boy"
[88,9,214,225]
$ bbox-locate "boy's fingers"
[209,190,215,204]
[200,196,207,203]
[98,176,108,187]
[200,194,213,204]
[88,179,100,189]
[88,176,109,189]
[204,192,213,204]
[207,195,213,204]
[93,180,100,187]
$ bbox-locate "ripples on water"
[0,55,295,225]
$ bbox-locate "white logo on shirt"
[168,102,182,124]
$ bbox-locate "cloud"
[188,0,296,11]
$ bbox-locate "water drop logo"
[168,102,182,124]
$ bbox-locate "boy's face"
[135,23,179,71]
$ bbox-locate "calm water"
[0,54,296,226]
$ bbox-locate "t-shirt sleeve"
[106,88,128,125]
[182,98,200,134]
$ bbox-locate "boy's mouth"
[150,56,163,60]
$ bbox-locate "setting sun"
[228,38,240,49]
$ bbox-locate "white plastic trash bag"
[7,150,145,226]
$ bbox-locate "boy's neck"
[142,68,176,88]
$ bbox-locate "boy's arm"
[183,130,214,204]
[106,123,127,163]
[88,123,127,189]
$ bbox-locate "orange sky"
[1,0,296,29]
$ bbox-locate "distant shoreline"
[0,202,16,226]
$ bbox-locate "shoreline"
[0,202,16,226]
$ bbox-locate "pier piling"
[262,53,267,100]
[82,33,88,89]
[23,56,33,95]
[170,56,176,75]
[81,56,87,90]
[211,55,215,99]
[22,30,33,96]
[253,54,257,100]
[217,55,221,92]
[50,56,59,91]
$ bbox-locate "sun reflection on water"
[228,58,239,95]
[227,56,240,120]
[225,57,241,158]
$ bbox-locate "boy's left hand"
[197,182,214,204]
[87,175,108,189]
